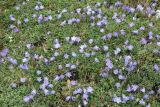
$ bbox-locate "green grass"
[0,0,160,107]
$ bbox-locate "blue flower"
[139,99,145,105]
[157,42,160,47]
[71,80,77,86]
[0,48,9,57]
[23,96,31,103]
[10,15,15,21]
[44,89,49,96]
[19,64,29,70]
[122,5,131,12]
[13,27,19,33]
[118,75,126,80]
[82,93,88,101]
[124,56,131,66]
[115,82,121,89]
[113,69,119,75]
[31,89,37,96]
[120,29,125,35]
[0,58,4,64]
[132,30,139,35]
[54,75,60,81]
[24,18,29,23]
[148,31,153,39]
[73,88,82,95]
[34,54,39,60]
[105,58,114,69]
[154,64,159,72]
[10,82,17,89]
[122,94,129,103]
[129,22,135,28]
[65,72,71,78]
[140,26,145,30]
[112,95,121,104]
[143,94,149,100]
[82,100,88,106]
[65,96,71,102]
[140,87,146,93]
[38,15,43,23]
[127,45,134,51]
[113,32,119,37]
[140,38,147,45]
[126,85,132,92]
[60,74,64,80]
[50,90,56,94]
[131,84,139,91]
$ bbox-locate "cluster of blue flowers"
[0,0,160,106]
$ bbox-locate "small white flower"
[58,65,63,70]
[95,58,99,62]
[71,36,77,41]
[57,14,62,19]
[20,78,27,83]
[60,21,66,26]
[87,87,94,93]
[11,83,17,88]
[100,28,105,33]
[146,104,151,107]
[35,5,39,10]
[39,5,44,10]
[22,2,26,5]
[72,52,77,58]
[32,14,37,18]
[50,90,56,94]
[130,8,135,13]
[103,45,108,51]
[70,64,76,69]
[36,77,42,82]
[37,70,42,75]
[88,39,94,44]
[15,6,20,10]
[62,9,67,13]
[54,52,59,57]
[156,10,160,19]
